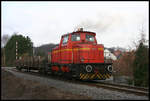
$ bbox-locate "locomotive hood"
[73,44,104,63]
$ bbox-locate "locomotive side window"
[86,34,95,42]
[71,34,80,41]
[62,35,69,44]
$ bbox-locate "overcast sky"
[2,1,149,48]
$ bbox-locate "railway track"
[85,81,149,96]
[10,67,149,97]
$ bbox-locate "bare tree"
[138,26,148,45]
[1,34,10,48]
[1,34,10,66]
[128,22,148,51]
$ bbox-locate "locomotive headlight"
[107,65,113,72]
[86,65,93,72]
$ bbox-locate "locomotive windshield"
[86,34,95,42]
[71,34,80,41]
[62,35,69,44]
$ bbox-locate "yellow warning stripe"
[98,48,103,51]
[106,74,110,78]
[80,73,85,79]
[86,74,89,79]
[81,74,85,79]
[90,74,95,79]
[105,74,108,78]
[80,73,111,80]
[53,48,91,54]
[82,74,85,79]
[83,74,88,80]
[104,74,108,79]
[107,74,111,78]
[103,74,106,78]
[60,49,72,52]
[80,73,82,77]
[97,74,101,79]
[87,74,90,79]
[53,48,103,54]
[99,73,104,79]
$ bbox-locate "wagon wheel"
[38,67,43,74]
[17,66,22,71]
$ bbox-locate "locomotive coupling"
[85,65,93,72]
[107,65,113,72]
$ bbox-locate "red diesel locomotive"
[48,28,113,80]
[16,28,113,80]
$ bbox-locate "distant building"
[113,50,122,59]
[104,49,117,61]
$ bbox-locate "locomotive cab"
[68,31,104,64]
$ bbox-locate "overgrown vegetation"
[132,28,149,87]
[113,27,149,87]
[4,33,33,66]
[133,40,149,87]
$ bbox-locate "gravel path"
[3,67,149,100]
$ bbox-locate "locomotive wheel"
[107,65,113,72]
[85,65,93,73]
[39,67,47,75]
[38,67,42,74]
[27,66,30,72]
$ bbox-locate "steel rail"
[94,81,149,92]
[87,82,149,96]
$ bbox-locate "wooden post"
[3,48,5,66]
[16,41,18,60]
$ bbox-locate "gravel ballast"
[2,67,149,100]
